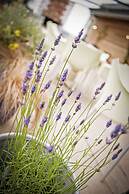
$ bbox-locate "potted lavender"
[0,30,128,194]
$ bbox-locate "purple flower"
[31,85,36,94]
[37,61,42,68]
[61,99,67,106]
[114,124,122,133]
[106,137,113,145]
[25,70,33,81]
[56,112,62,121]
[120,125,126,134]
[75,103,81,112]
[35,70,42,83]
[103,94,112,105]
[99,82,105,90]
[57,90,64,99]
[110,124,122,139]
[95,89,100,96]
[112,149,123,160]
[94,83,105,96]
[41,51,48,62]
[24,116,31,126]
[112,148,122,160]
[65,115,70,122]
[45,143,54,153]
[74,29,84,44]
[49,56,56,66]
[68,90,73,97]
[40,116,48,127]
[112,153,118,160]
[115,92,121,101]
[44,81,51,91]
[106,120,112,128]
[111,132,118,139]
[22,82,28,95]
[54,33,62,47]
[61,69,68,82]
[76,92,81,101]
[40,102,45,109]
[29,62,34,70]
[38,51,48,68]
[36,38,45,51]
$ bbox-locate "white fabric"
[68,41,102,71]
[95,59,129,124]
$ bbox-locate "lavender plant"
[0,30,128,194]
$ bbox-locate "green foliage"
[0,2,43,51]
[0,138,75,194]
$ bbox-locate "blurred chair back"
[68,41,102,72]
[95,59,129,124]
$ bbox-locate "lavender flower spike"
[22,82,28,95]
[35,70,42,83]
[36,38,45,51]
[112,148,123,161]
[99,82,105,90]
[44,81,51,91]
[112,153,118,160]
[38,51,48,68]
[40,116,48,127]
[106,137,113,145]
[29,62,34,70]
[56,112,62,121]
[115,91,121,101]
[103,94,112,105]
[75,103,81,112]
[61,99,67,106]
[110,124,122,139]
[31,85,36,94]
[49,56,56,66]
[72,29,84,48]
[24,116,31,126]
[76,92,81,101]
[61,69,68,82]
[65,115,70,123]
[68,90,73,97]
[57,90,64,99]
[95,89,100,96]
[45,143,54,153]
[25,70,33,81]
[74,29,84,44]
[40,102,45,109]
[119,125,126,134]
[106,120,112,128]
[41,51,48,61]
[54,33,62,47]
